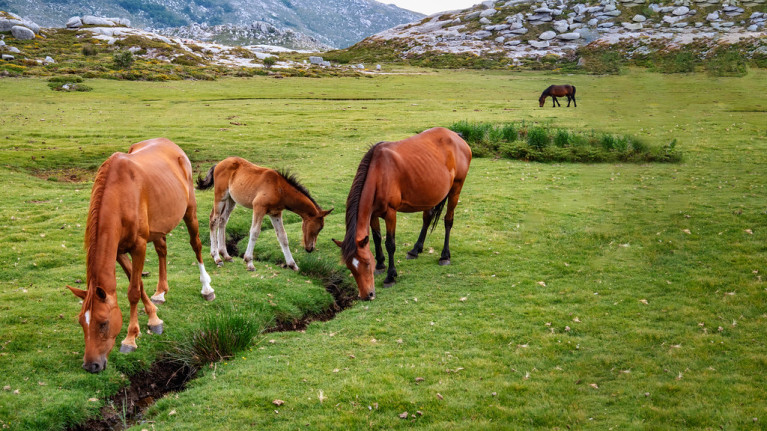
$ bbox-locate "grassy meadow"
[0,69,766,430]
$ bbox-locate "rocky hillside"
[0,0,423,48]
[339,0,766,67]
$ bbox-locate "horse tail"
[427,195,449,233]
[196,164,217,190]
[571,85,576,96]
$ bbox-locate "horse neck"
[282,180,320,218]
[85,183,123,293]
[353,176,377,240]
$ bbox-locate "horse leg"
[553,97,560,107]
[216,197,236,264]
[243,208,265,272]
[120,241,147,353]
[149,236,169,304]
[120,247,163,331]
[572,94,576,108]
[270,213,299,271]
[371,216,386,275]
[382,210,398,288]
[567,95,571,107]
[440,181,465,266]
[407,209,432,260]
[184,204,215,301]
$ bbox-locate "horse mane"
[540,85,553,98]
[84,154,116,290]
[340,142,383,263]
[277,168,318,208]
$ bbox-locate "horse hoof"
[216,261,224,268]
[148,324,164,335]
[406,252,418,260]
[439,259,451,266]
[383,280,396,288]
[202,292,216,301]
[119,344,137,354]
[150,295,165,305]
[289,264,300,272]
[246,266,255,272]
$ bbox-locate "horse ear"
[322,208,334,217]
[332,238,343,248]
[358,236,369,248]
[95,287,107,301]
[67,285,87,299]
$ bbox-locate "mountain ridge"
[0,0,424,48]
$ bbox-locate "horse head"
[68,284,122,373]
[333,236,375,300]
[301,208,333,252]
[538,95,546,107]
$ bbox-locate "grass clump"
[47,75,92,91]
[164,309,262,369]
[450,121,681,163]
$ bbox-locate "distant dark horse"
[539,84,576,107]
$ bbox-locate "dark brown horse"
[539,84,577,107]
[197,157,333,272]
[67,138,214,373]
[333,127,472,300]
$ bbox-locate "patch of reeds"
[163,308,262,370]
[450,121,681,163]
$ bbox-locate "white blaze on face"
[84,310,91,327]
[351,258,359,269]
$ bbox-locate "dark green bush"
[706,50,748,77]
[81,44,98,56]
[527,127,550,150]
[113,50,134,69]
[554,129,570,148]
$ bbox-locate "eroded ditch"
[68,232,357,431]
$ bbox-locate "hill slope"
[335,0,767,68]
[0,0,424,48]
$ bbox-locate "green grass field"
[0,69,766,430]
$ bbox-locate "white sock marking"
[199,262,214,295]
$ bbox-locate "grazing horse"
[333,127,472,300]
[539,84,577,107]
[197,157,333,272]
[67,138,214,373]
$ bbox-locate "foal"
[198,157,332,271]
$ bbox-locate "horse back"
[371,127,471,212]
[123,138,194,234]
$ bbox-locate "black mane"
[540,85,553,98]
[341,142,383,262]
[277,168,318,208]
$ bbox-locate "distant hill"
[331,0,767,70]
[0,0,424,48]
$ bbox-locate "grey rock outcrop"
[11,25,35,40]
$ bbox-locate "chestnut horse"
[539,84,577,107]
[197,157,333,272]
[67,138,214,373]
[333,127,472,300]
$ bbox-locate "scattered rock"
[673,6,690,16]
[539,30,557,40]
[11,25,35,40]
[43,56,55,64]
[1,54,13,61]
[633,14,647,22]
[66,16,83,29]
[558,32,580,40]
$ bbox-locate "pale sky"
[384,0,482,15]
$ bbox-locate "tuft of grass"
[450,121,682,163]
[164,309,262,369]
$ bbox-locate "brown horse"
[539,84,577,107]
[333,127,472,300]
[67,138,214,373]
[197,157,333,272]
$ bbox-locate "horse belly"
[145,187,189,235]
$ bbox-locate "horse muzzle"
[305,246,315,253]
[360,291,376,301]
[82,357,107,373]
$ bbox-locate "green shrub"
[113,50,134,69]
[527,127,550,150]
[499,123,517,142]
[263,56,276,69]
[554,129,570,148]
[706,50,748,77]
[81,44,98,56]
[599,134,618,151]
[171,54,202,66]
